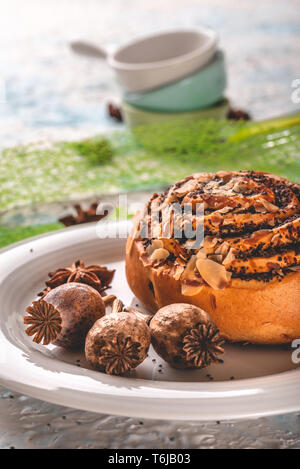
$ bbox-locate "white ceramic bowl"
[71,28,218,93]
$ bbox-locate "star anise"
[182,322,225,368]
[24,299,62,345]
[45,260,115,294]
[107,102,123,122]
[99,334,142,375]
[59,202,108,227]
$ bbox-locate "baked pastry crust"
[125,171,300,344]
[126,238,300,344]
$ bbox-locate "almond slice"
[217,206,233,214]
[222,248,237,267]
[260,199,279,213]
[196,258,231,290]
[196,249,207,260]
[174,178,198,196]
[146,239,164,256]
[182,282,205,297]
[215,241,230,259]
[222,218,233,226]
[210,212,223,226]
[233,180,248,193]
[208,254,223,263]
[271,233,280,244]
[254,206,267,214]
[266,262,281,271]
[184,238,200,250]
[181,255,198,282]
[173,265,185,281]
[203,236,219,253]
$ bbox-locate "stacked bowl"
[118,28,228,127]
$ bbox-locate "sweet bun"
[126,171,300,344]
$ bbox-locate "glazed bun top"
[129,171,300,294]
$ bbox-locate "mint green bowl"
[123,50,226,113]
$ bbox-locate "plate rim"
[0,221,299,421]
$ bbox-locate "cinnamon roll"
[126,171,300,344]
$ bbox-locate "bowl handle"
[70,40,108,60]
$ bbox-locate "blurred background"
[0,0,300,449]
[0,0,299,146]
[0,0,299,230]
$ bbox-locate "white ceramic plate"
[0,221,299,421]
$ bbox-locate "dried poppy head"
[150,303,225,369]
[85,311,151,376]
[24,283,106,349]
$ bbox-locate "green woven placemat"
[1,114,299,212]
[0,223,63,249]
[1,113,299,248]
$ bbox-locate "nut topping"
[138,171,300,285]
[181,256,204,296]
[208,254,223,263]
[196,258,232,290]
[210,212,223,226]
[259,199,279,213]
[203,236,219,253]
[215,241,230,259]
[196,249,207,260]
[146,239,164,256]
[174,178,198,196]
[222,248,237,267]
[172,265,185,281]
[150,247,170,264]
[271,233,280,244]
[217,206,233,214]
